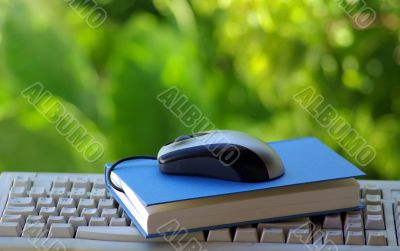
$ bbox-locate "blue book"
[105,137,365,238]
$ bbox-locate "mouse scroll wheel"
[174,135,192,142]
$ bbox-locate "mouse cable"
[107,156,157,193]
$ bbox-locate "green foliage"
[0,0,399,179]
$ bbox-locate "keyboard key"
[178,231,206,242]
[207,228,232,242]
[70,188,88,202]
[109,217,127,226]
[345,222,363,233]
[72,177,91,190]
[396,216,400,230]
[366,230,387,246]
[77,198,95,213]
[0,222,22,237]
[13,176,32,190]
[323,230,343,245]
[395,205,400,218]
[81,208,99,222]
[323,214,342,229]
[259,228,285,243]
[68,216,87,230]
[22,223,47,238]
[50,187,67,202]
[7,197,34,207]
[32,179,53,192]
[57,197,75,210]
[39,207,58,220]
[36,197,54,211]
[364,184,381,196]
[101,208,118,223]
[0,215,25,227]
[53,176,71,190]
[97,199,115,213]
[4,206,37,217]
[117,205,123,215]
[233,227,258,242]
[47,216,66,227]
[9,187,27,198]
[26,215,45,224]
[29,187,46,201]
[345,231,365,245]
[257,217,310,236]
[121,212,131,225]
[346,210,363,217]
[88,217,107,226]
[93,177,105,189]
[394,196,400,207]
[366,205,383,216]
[76,226,143,242]
[286,228,311,244]
[365,194,381,205]
[60,207,78,219]
[365,214,385,230]
[345,213,363,226]
[48,223,74,238]
[90,188,107,201]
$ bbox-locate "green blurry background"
[0,0,398,179]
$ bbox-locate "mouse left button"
[174,135,192,142]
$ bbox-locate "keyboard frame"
[0,172,399,251]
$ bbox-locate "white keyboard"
[0,173,400,251]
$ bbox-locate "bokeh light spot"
[343,56,359,70]
[218,0,231,9]
[333,26,354,47]
[342,69,362,89]
[321,54,338,75]
[247,12,259,27]
[290,7,306,23]
[249,54,269,75]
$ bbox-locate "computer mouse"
[157,130,284,182]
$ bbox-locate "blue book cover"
[106,137,365,206]
[104,137,365,237]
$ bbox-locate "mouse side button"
[158,146,212,164]
[159,157,242,181]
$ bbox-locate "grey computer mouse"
[157,130,284,182]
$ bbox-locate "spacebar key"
[76,226,146,242]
